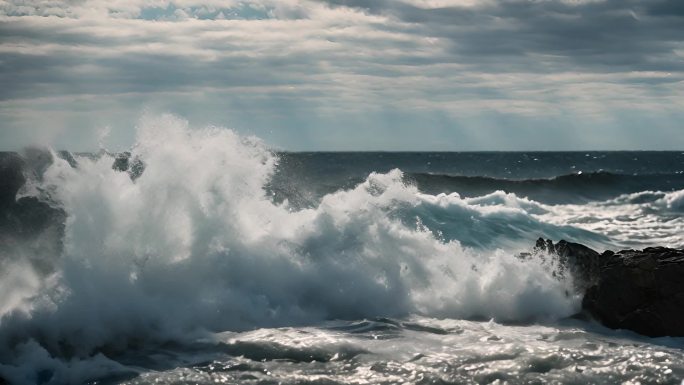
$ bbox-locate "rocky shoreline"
[534,238,684,337]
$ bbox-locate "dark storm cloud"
[322,0,684,72]
[647,0,684,16]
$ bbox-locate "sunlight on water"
[1,115,683,384]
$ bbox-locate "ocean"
[1,119,684,384]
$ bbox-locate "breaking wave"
[1,115,682,383]
[407,171,684,204]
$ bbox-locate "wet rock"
[56,150,78,168]
[529,238,684,337]
[112,151,131,172]
[530,238,601,290]
[0,152,66,274]
[582,247,684,337]
[21,147,54,180]
[0,153,25,209]
[112,152,145,180]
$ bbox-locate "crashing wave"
[2,115,683,384]
[0,115,585,384]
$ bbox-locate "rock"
[21,147,55,180]
[582,247,684,337]
[528,238,684,337]
[0,152,25,209]
[0,151,67,275]
[531,238,601,290]
[112,151,131,172]
[57,150,78,168]
[112,151,145,180]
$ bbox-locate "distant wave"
[406,171,684,204]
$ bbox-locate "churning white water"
[1,115,683,384]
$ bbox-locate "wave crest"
[0,115,587,384]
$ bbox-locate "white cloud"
[401,0,494,9]
[0,0,683,150]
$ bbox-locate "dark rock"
[1,149,77,206]
[582,247,684,337]
[528,238,684,337]
[21,147,54,179]
[532,238,600,290]
[0,151,66,275]
[112,152,145,180]
[0,152,25,208]
[112,151,131,172]
[56,150,78,168]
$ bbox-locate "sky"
[1,0,683,151]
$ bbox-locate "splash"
[0,115,581,384]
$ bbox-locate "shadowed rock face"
[112,151,145,180]
[582,248,684,337]
[1,150,144,275]
[0,153,26,209]
[0,151,67,274]
[535,238,684,337]
[532,238,601,291]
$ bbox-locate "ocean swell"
[406,171,684,204]
[0,116,605,383]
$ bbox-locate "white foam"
[536,189,684,249]
[0,261,40,319]
[0,114,588,383]
[662,189,684,212]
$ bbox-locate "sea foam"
[0,115,583,384]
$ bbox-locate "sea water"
[1,115,683,384]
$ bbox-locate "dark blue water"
[277,151,684,179]
[270,152,684,206]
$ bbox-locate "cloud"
[0,0,683,150]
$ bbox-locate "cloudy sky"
[1,0,683,150]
